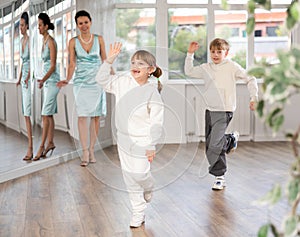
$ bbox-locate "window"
[231,28,239,37]
[63,12,73,78]
[63,0,72,10]
[168,8,207,79]
[254,9,289,63]
[115,8,156,71]
[0,28,4,78]
[213,0,247,3]
[215,10,247,68]
[168,0,208,3]
[115,1,293,79]
[55,17,64,78]
[4,25,12,79]
[3,5,12,23]
[13,20,20,80]
[116,0,155,3]
[266,26,278,36]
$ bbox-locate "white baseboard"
[4,121,20,133]
[253,135,287,142]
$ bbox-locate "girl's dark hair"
[38,13,54,30]
[21,12,29,29]
[131,50,163,93]
[75,10,92,24]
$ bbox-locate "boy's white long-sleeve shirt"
[96,61,164,151]
[185,52,258,112]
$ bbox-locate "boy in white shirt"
[184,38,258,190]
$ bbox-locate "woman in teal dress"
[34,13,60,161]
[57,10,107,167]
[16,12,33,161]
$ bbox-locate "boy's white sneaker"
[212,176,226,190]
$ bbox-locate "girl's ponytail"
[152,66,162,93]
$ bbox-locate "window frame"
[115,0,293,81]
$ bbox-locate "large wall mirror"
[0,0,113,182]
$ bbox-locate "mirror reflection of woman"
[57,10,107,167]
[16,12,32,161]
[33,13,60,161]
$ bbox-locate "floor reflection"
[0,123,75,174]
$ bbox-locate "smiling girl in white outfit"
[96,42,164,228]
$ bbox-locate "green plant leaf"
[258,184,282,205]
[287,179,300,203]
[266,108,282,127]
[285,132,294,139]
[255,0,266,4]
[246,17,255,35]
[284,216,297,236]
[270,223,280,237]
[256,100,264,117]
[286,2,299,30]
[289,16,299,28]
[263,0,271,10]
[273,114,284,132]
[248,67,266,78]
[221,0,228,10]
[270,83,286,96]
[258,224,269,237]
[248,0,256,14]
[289,2,300,21]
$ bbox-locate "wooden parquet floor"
[0,140,295,237]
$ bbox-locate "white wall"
[1,79,299,145]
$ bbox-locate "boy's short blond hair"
[209,38,230,51]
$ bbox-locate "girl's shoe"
[130,214,145,228]
[33,146,45,161]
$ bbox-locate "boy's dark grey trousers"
[205,110,235,176]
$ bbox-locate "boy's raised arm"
[184,41,204,78]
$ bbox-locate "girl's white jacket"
[96,61,164,152]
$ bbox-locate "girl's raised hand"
[106,42,122,64]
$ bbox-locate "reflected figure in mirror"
[34,13,60,161]
[16,11,33,161]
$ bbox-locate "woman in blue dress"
[16,12,33,161]
[34,13,60,161]
[57,10,107,167]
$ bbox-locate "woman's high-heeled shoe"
[33,146,45,161]
[89,148,96,163]
[80,149,89,167]
[23,147,33,161]
[44,144,56,157]
[23,154,33,161]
